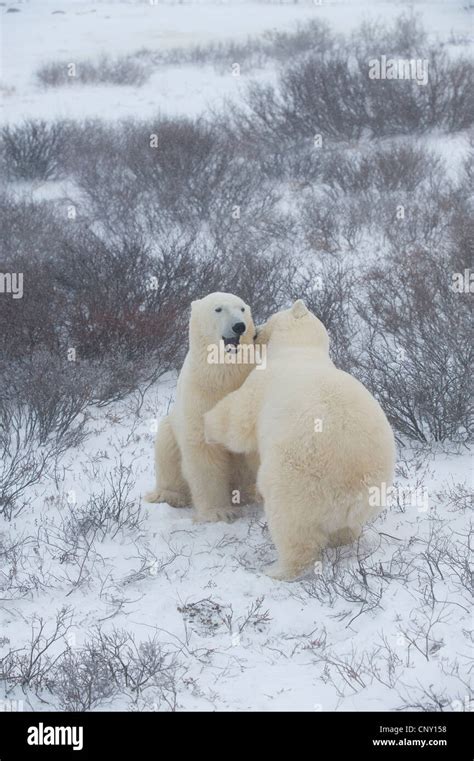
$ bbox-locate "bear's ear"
[291,299,309,319]
[190,299,201,311]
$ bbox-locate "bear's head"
[257,300,329,354]
[190,292,256,356]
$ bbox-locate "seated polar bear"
[204,300,396,580]
[145,292,260,522]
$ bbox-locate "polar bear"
[145,292,260,522]
[204,300,396,579]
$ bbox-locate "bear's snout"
[232,322,246,335]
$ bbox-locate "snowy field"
[0,0,472,712]
[1,381,473,711]
[1,0,472,122]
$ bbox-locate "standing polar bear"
[145,292,259,522]
[204,300,396,580]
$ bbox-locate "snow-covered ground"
[0,0,472,712]
[1,380,472,711]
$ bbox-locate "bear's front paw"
[193,506,239,524]
[144,489,189,507]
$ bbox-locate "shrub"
[0,195,222,404]
[54,647,117,711]
[136,18,334,73]
[0,354,90,518]
[321,141,442,194]
[235,29,473,144]
[356,247,472,443]
[300,189,367,254]
[1,618,179,711]
[0,120,66,181]
[36,54,149,88]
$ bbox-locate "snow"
[1,0,472,122]
[0,379,472,711]
[0,0,472,713]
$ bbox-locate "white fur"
[145,292,259,522]
[204,301,396,579]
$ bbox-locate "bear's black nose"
[232,322,246,335]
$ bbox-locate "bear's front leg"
[204,372,263,455]
[145,415,191,507]
[181,443,237,523]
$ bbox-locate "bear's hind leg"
[327,525,362,548]
[145,416,191,507]
[262,497,326,581]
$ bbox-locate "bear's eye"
[241,307,245,312]
[215,307,222,313]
